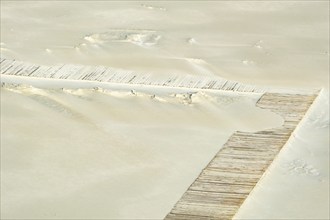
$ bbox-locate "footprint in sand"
[282,159,321,177]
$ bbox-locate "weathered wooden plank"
[172,202,236,218]
[190,181,254,194]
[0,59,16,72]
[166,213,218,220]
[198,169,261,185]
[2,61,22,75]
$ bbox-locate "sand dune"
[0,1,328,219]
[1,85,282,219]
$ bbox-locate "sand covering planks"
[1,58,267,93]
[0,58,318,219]
[165,92,317,219]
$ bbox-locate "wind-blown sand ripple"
[1,84,283,219]
[0,1,328,219]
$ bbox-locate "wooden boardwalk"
[165,93,317,220]
[0,58,317,95]
[0,58,270,93]
[0,58,319,219]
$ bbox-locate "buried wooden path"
[0,58,320,95]
[0,58,267,93]
[165,93,317,220]
[0,58,317,95]
[0,58,319,219]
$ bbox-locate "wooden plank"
[0,59,16,73]
[172,202,236,218]
[190,181,254,194]
[166,213,218,220]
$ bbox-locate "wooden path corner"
[165,92,317,220]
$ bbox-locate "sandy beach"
[1,84,282,219]
[0,1,329,219]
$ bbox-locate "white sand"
[1,85,282,219]
[234,89,329,219]
[1,1,329,219]
[1,1,328,88]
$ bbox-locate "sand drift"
[0,58,319,219]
